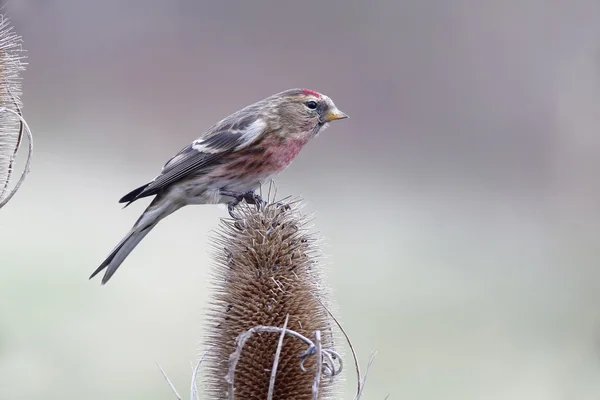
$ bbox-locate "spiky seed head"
[204,195,339,399]
[0,13,26,202]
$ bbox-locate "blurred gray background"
[1,0,600,398]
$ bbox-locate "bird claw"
[227,202,238,219]
[220,190,291,218]
[275,201,291,212]
[243,191,266,209]
[221,190,265,218]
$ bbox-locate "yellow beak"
[324,107,349,122]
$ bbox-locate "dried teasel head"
[0,12,29,208]
[204,193,340,399]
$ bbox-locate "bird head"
[267,88,348,137]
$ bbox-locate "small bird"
[90,88,348,284]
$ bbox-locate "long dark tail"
[90,195,178,284]
[89,223,157,284]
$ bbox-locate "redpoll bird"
[90,88,348,284]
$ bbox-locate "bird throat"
[263,134,312,170]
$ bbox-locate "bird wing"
[119,113,268,204]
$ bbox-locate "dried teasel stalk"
[204,193,341,400]
[0,12,30,210]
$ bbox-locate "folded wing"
[119,113,267,205]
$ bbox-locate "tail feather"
[93,192,184,284]
[119,183,151,206]
[90,223,156,284]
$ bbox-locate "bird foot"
[220,190,265,218]
[275,201,291,212]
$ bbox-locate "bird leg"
[220,190,265,218]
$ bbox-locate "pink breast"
[265,137,309,170]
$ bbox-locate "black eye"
[306,101,318,110]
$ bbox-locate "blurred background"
[1,0,600,398]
